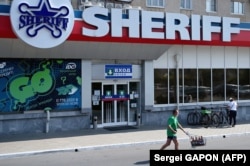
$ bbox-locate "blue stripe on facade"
[238,22,250,29]
[0,4,10,13]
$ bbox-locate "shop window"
[154,69,168,104]
[231,1,244,14]
[183,69,197,103]
[146,0,165,8]
[239,69,250,100]
[155,68,211,104]
[180,0,192,9]
[198,69,211,102]
[226,69,237,100]
[154,67,249,104]
[169,69,177,104]
[212,69,224,101]
[206,0,217,12]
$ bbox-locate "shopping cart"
[186,132,206,147]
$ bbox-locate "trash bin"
[137,113,141,127]
[93,116,98,129]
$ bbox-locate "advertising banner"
[0,59,82,112]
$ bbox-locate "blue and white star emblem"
[10,0,74,48]
[18,0,69,38]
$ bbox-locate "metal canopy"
[0,38,170,60]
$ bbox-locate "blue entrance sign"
[105,64,132,78]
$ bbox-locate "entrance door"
[102,83,129,125]
[91,81,140,127]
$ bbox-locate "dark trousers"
[229,110,237,126]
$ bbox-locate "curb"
[1,132,249,160]
[0,140,165,160]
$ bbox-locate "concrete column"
[142,61,154,111]
[175,54,181,109]
[81,60,92,113]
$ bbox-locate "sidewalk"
[0,123,250,159]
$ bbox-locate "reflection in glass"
[169,69,177,104]
[226,69,237,100]
[183,69,197,103]
[239,69,250,100]
[154,69,168,104]
[103,85,114,123]
[117,84,128,122]
[154,68,249,104]
[198,69,211,102]
[213,69,224,101]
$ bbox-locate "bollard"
[44,108,51,133]
[45,110,50,133]
[137,113,141,127]
[93,116,98,129]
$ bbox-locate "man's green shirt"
[167,115,178,137]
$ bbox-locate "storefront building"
[0,0,250,134]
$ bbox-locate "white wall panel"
[238,47,250,68]
[211,46,224,68]
[132,65,142,78]
[225,47,237,68]
[92,64,105,80]
[197,46,211,68]
[166,45,182,68]
[153,51,167,68]
[154,45,250,70]
[144,61,154,107]
[182,45,197,68]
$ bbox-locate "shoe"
[232,125,235,127]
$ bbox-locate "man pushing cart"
[160,109,206,150]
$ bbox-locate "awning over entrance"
[0,38,170,60]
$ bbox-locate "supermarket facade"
[1,0,250,134]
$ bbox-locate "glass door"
[116,84,128,123]
[102,83,129,126]
[103,84,115,123]
[92,81,140,127]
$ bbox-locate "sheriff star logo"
[18,0,69,38]
[10,0,74,48]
